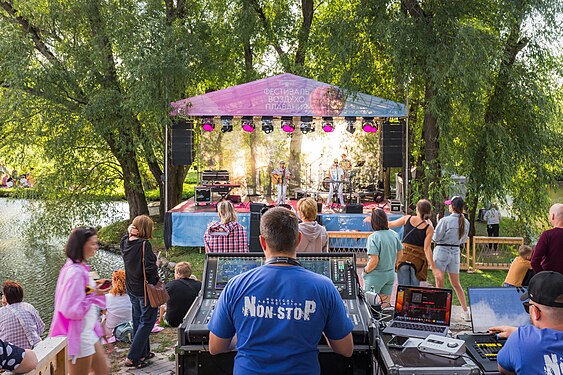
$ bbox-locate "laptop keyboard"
[473,336,504,361]
[390,321,445,333]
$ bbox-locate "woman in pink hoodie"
[49,227,110,375]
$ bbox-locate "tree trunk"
[384,168,391,199]
[116,150,149,218]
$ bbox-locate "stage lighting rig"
[241,116,255,132]
[281,116,295,133]
[362,117,377,133]
[322,117,334,132]
[201,117,215,132]
[221,116,233,133]
[299,116,314,134]
[261,116,274,134]
[345,116,356,134]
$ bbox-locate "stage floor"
[166,198,403,248]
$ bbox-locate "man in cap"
[327,158,345,207]
[489,271,563,374]
[271,160,290,205]
[531,203,563,275]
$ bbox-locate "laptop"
[460,287,530,373]
[383,285,453,339]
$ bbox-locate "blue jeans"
[397,263,420,286]
[128,293,158,362]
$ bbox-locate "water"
[0,198,128,329]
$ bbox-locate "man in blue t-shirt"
[208,207,354,375]
[489,271,563,375]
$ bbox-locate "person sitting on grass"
[159,262,201,327]
[503,245,533,287]
[102,270,132,339]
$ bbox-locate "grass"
[426,268,507,306]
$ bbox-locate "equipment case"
[375,336,481,375]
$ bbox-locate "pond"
[0,198,128,329]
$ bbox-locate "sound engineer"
[489,271,563,375]
[208,207,354,374]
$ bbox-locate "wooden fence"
[328,232,523,272]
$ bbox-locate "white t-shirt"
[484,208,500,225]
[105,294,132,330]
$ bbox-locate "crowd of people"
[0,200,560,374]
[0,165,35,188]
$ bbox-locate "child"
[503,245,533,287]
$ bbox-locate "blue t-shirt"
[208,265,354,375]
[366,230,403,271]
[497,325,563,375]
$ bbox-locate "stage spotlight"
[299,116,314,134]
[241,116,255,132]
[261,116,274,134]
[345,116,356,134]
[281,116,295,133]
[201,117,215,132]
[322,117,334,132]
[362,117,377,133]
[221,116,233,133]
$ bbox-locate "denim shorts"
[433,247,460,274]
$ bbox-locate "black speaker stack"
[382,121,405,168]
[171,119,194,166]
[249,203,265,252]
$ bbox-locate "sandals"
[141,352,156,361]
[124,359,150,369]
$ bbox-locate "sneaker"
[463,310,471,322]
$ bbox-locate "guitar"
[271,173,283,185]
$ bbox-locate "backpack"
[113,321,133,344]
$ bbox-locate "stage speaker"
[345,204,363,214]
[382,121,404,168]
[171,119,194,166]
[249,203,265,252]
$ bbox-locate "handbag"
[142,241,170,308]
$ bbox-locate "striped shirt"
[0,302,45,349]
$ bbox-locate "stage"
[164,198,404,248]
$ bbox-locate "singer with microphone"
[208,207,354,374]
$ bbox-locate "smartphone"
[99,279,112,289]
[388,335,409,349]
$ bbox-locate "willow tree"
[0,0,207,220]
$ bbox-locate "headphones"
[264,256,302,267]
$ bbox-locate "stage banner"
[170,73,405,118]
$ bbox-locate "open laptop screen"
[468,287,530,333]
[393,285,453,326]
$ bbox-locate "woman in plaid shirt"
[204,201,249,253]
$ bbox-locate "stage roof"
[170,73,406,118]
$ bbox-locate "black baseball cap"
[520,271,563,308]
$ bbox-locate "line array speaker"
[382,121,405,168]
[171,119,194,166]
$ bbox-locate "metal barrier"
[6,337,68,375]
[469,236,524,271]
[327,231,369,266]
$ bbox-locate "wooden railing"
[6,337,68,375]
[328,231,472,270]
[468,236,524,271]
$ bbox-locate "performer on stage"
[339,153,352,177]
[271,160,290,205]
[328,158,345,207]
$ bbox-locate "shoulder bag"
[142,241,170,308]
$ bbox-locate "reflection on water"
[0,198,127,329]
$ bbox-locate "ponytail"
[458,214,465,240]
[416,199,432,221]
